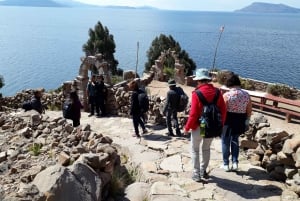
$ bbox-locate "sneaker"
[222,164,230,172]
[232,163,238,171]
[132,134,141,138]
[200,170,209,179]
[143,129,148,134]
[88,114,94,117]
[192,172,201,182]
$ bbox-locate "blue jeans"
[221,126,239,165]
[191,126,213,174]
[132,114,145,136]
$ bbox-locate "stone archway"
[151,49,185,84]
[63,53,112,111]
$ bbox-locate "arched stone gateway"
[151,49,185,84]
[63,54,112,111]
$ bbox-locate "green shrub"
[216,70,234,85]
[163,66,175,80]
[28,143,42,156]
[267,84,293,99]
[240,79,256,90]
[111,75,123,85]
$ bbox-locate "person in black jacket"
[128,80,147,138]
[69,91,83,127]
[163,79,181,136]
[31,89,44,114]
[95,75,107,117]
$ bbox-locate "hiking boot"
[176,129,182,137]
[167,132,175,137]
[200,170,209,179]
[221,164,230,172]
[132,134,141,138]
[192,172,201,182]
[232,163,238,171]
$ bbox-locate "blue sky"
[75,0,300,11]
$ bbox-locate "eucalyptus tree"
[145,34,196,76]
[82,21,118,75]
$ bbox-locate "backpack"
[22,100,33,111]
[195,89,223,138]
[62,101,73,119]
[138,90,149,113]
[176,87,189,112]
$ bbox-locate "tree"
[82,21,119,75]
[145,34,196,76]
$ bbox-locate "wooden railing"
[220,87,300,123]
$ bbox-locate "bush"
[240,79,256,90]
[267,84,294,99]
[216,70,234,85]
[163,66,175,80]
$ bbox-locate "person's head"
[70,91,79,101]
[33,89,42,98]
[193,68,212,84]
[225,73,241,88]
[168,79,176,89]
[98,74,104,81]
[91,75,96,81]
[128,80,138,91]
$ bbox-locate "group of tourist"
[23,68,252,183]
[158,68,252,181]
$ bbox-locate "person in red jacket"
[184,68,227,182]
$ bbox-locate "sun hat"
[168,79,176,86]
[193,68,212,81]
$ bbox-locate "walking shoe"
[221,164,230,172]
[232,163,238,171]
[143,129,148,134]
[132,134,141,138]
[200,170,209,179]
[192,172,201,182]
[167,132,175,137]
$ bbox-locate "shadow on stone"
[142,133,171,142]
[209,175,282,199]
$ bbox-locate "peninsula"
[235,2,300,13]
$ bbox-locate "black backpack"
[176,87,189,112]
[22,100,33,111]
[62,101,73,119]
[138,90,149,113]
[195,89,223,138]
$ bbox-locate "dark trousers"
[132,113,145,136]
[166,109,180,135]
[89,96,98,115]
[96,97,106,116]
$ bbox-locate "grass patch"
[28,143,42,156]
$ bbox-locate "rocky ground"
[0,80,299,201]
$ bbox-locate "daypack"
[62,101,73,119]
[138,90,149,113]
[22,100,33,111]
[195,89,223,138]
[176,87,189,112]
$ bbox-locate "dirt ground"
[147,80,300,135]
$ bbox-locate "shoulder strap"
[196,88,220,105]
[213,89,220,104]
[195,90,208,105]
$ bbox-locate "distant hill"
[235,2,300,13]
[0,0,94,7]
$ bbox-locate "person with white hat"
[184,68,227,182]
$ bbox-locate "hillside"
[0,0,93,7]
[235,2,300,13]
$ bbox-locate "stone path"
[57,111,298,201]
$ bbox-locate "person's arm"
[184,91,202,133]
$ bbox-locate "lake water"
[0,6,300,96]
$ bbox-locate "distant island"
[0,0,93,7]
[0,0,157,8]
[236,2,300,13]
